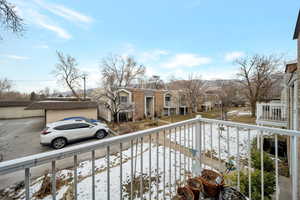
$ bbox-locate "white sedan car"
[40,119,109,149]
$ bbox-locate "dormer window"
[165,96,171,102]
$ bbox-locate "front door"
[145,96,154,118]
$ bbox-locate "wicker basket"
[198,169,224,197]
[177,186,194,200]
[187,177,203,200]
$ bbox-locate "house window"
[165,96,171,102]
[120,96,128,103]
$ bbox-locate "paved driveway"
[0,117,49,162]
[0,117,115,189]
[0,117,113,162]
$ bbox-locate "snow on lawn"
[228,110,251,116]
[168,123,257,161]
[2,143,196,200]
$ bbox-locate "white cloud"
[26,9,72,39]
[1,54,30,60]
[12,0,93,39]
[162,53,211,69]
[225,51,245,62]
[120,43,169,63]
[33,0,93,24]
[139,50,169,63]
[37,20,71,39]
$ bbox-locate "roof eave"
[293,10,300,40]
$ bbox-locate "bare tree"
[236,54,282,117]
[53,51,82,99]
[170,74,207,113]
[0,0,24,39]
[0,78,11,98]
[98,54,146,122]
[216,80,240,120]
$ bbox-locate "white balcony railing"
[256,102,287,123]
[0,117,299,199]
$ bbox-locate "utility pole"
[83,74,87,100]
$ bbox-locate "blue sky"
[0,0,299,93]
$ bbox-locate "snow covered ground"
[1,142,195,200]
[228,110,251,116]
[168,123,257,161]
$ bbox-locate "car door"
[54,124,79,141]
[73,123,94,139]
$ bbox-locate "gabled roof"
[293,9,300,39]
[25,101,98,110]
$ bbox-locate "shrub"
[240,170,275,200]
[226,148,276,200]
[251,149,274,172]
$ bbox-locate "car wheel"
[52,138,67,149]
[95,130,107,139]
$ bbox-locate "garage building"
[0,101,44,119]
[26,101,98,124]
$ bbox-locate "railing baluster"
[188,123,191,172]
[119,143,123,200]
[169,129,172,198]
[140,137,143,199]
[25,168,30,200]
[92,150,95,200]
[248,129,251,200]
[237,127,240,190]
[149,135,152,200]
[218,124,221,170]
[52,160,56,200]
[260,131,264,200]
[210,123,213,160]
[199,121,202,174]
[179,126,182,186]
[74,155,78,200]
[203,122,206,168]
[275,134,279,200]
[291,135,298,200]
[227,126,230,162]
[192,123,195,174]
[175,127,177,188]
[156,132,159,199]
[163,129,166,198]
[107,146,110,200]
[130,140,133,200]
[184,125,186,183]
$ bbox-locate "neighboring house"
[26,101,98,124]
[98,88,191,122]
[0,101,44,119]
[256,10,300,197]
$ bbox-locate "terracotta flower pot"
[187,177,203,200]
[177,186,194,200]
[198,169,224,198]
